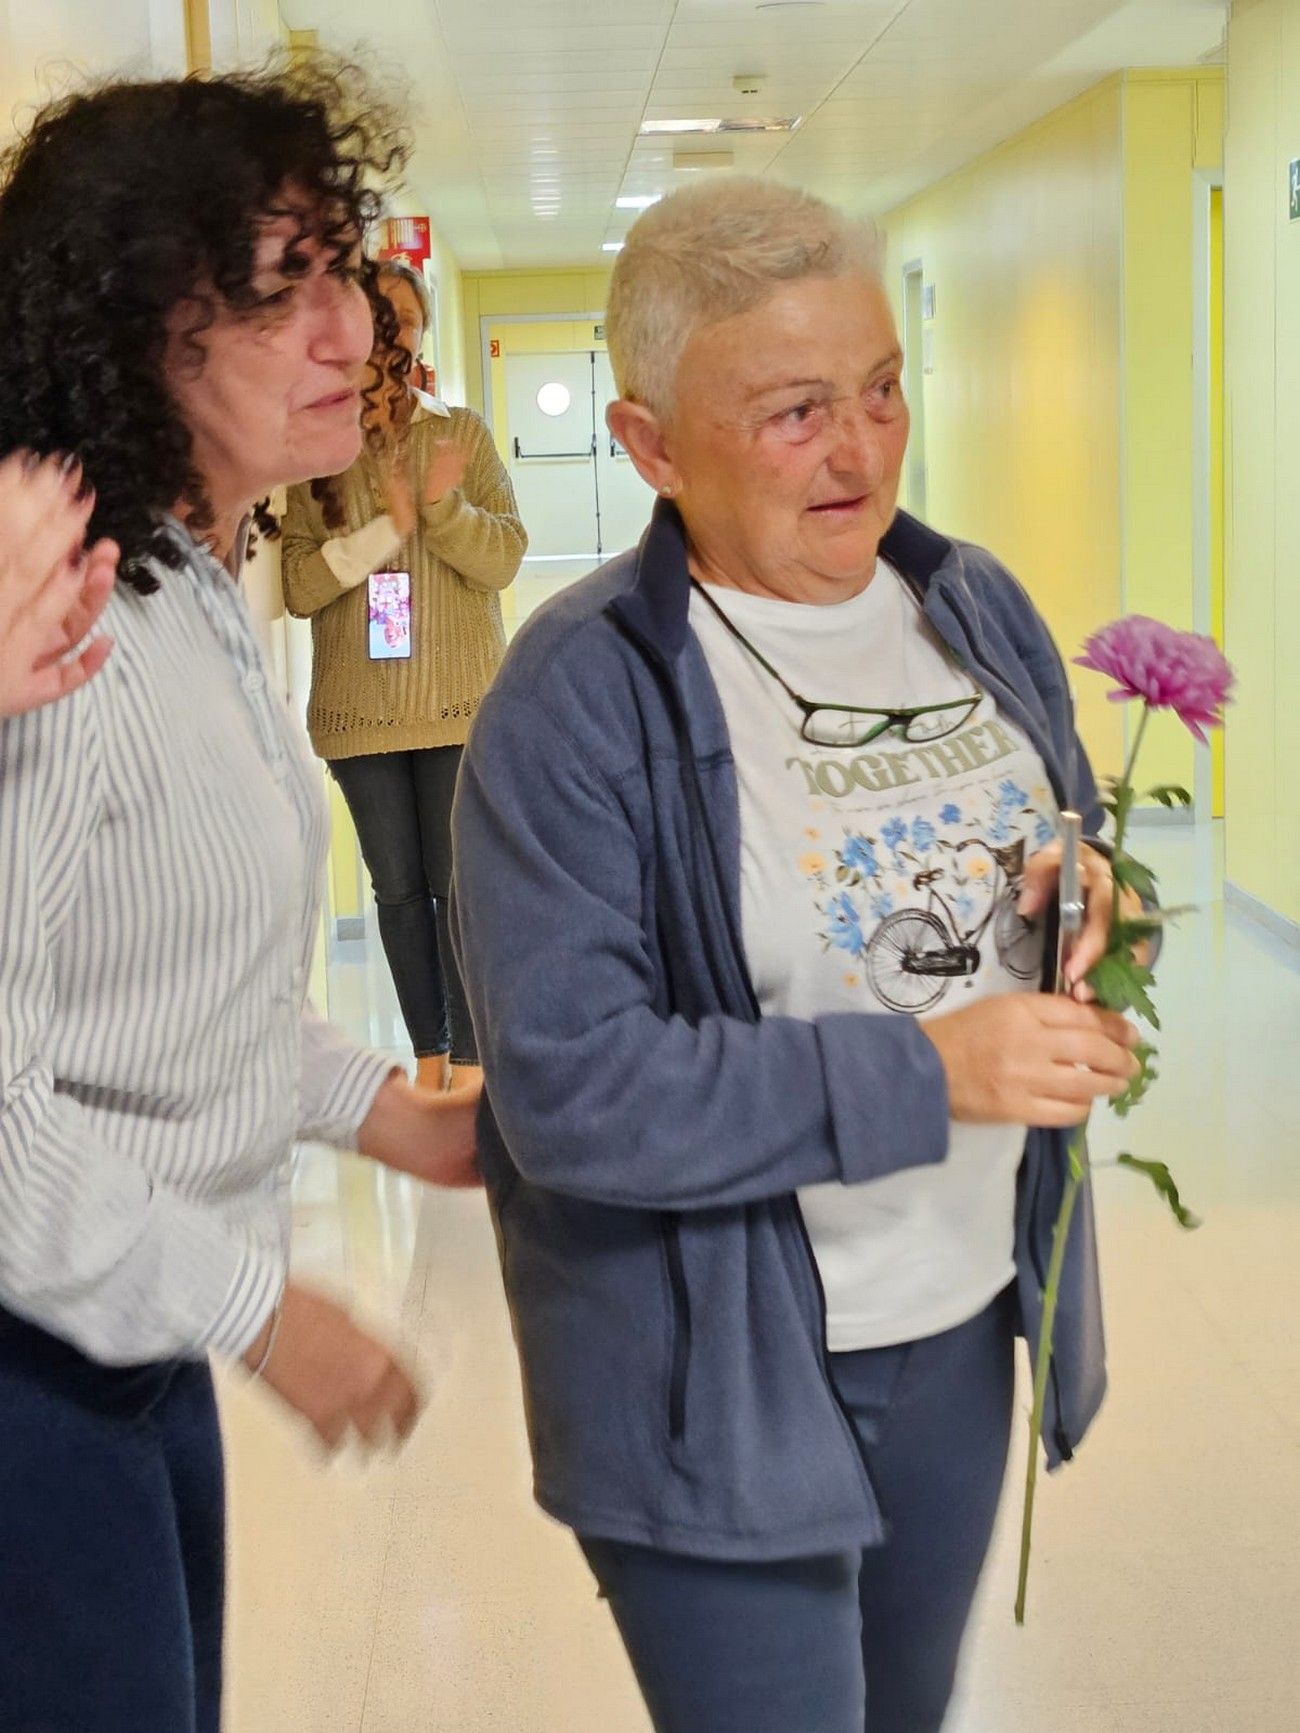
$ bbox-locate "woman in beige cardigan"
[283,261,526,1090]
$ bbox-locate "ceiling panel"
[287,0,1227,270]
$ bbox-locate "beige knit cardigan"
[281,406,527,760]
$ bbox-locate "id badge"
[367,571,412,661]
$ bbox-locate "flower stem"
[1113,705,1150,864]
[1015,1131,1086,1625]
[1107,701,1150,976]
[1017,705,1153,1622]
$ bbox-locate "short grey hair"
[606,176,884,417]
[376,255,431,329]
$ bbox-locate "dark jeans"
[580,1286,1016,1733]
[329,746,477,1065]
[0,1307,225,1733]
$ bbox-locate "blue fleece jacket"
[452,502,1107,1560]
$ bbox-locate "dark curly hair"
[0,55,411,595]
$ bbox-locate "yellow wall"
[1120,70,1225,800]
[1210,185,1226,817]
[1222,0,1300,924]
[462,267,615,418]
[882,68,1225,802]
[424,217,469,406]
[883,78,1127,775]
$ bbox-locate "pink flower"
[1074,616,1234,743]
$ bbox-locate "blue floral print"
[841,835,880,880]
[824,892,865,955]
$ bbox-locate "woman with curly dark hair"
[0,60,480,1732]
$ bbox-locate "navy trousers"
[581,1286,1016,1733]
[0,1307,225,1733]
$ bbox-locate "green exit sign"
[1291,159,1300,221]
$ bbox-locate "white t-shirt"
[689,561,1059,1349]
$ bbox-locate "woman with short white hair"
[453,177,1143,1731]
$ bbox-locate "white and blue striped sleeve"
[297,1006,396,1147]
[0,696,282,1365]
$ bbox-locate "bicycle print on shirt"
[813,777,1058,1014]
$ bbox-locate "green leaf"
[1113,1042,1158,1118]
[1087,952,1161,1028]
[1140,784,1194,809]
[1116,1153,1202,1230]
[1116,904,1192,934]
[1113,916,1165,945]
[1109,908,1184,962]
[1112,853,1159,905]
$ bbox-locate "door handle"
[513,436,597,460]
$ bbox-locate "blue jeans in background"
[329,745,477,1065]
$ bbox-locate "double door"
[504,350,654,563]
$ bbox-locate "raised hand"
[423,441,468,506]
[0,452,117,718]
[381,463,418,541]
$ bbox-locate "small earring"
[660,484,677,498]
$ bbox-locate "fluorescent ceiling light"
[723,116,802,134]
[640,116,801,137]
[616,194,662,210]
[641,119,722,135]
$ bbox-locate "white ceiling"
[0,2,159,138]
[285,0,1225,268]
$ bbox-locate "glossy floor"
[219,824,1300,1731]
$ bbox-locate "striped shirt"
[0,523,394,1366]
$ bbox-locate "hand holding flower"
[1015,841,1149,995]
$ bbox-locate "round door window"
[536,382,572,417]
